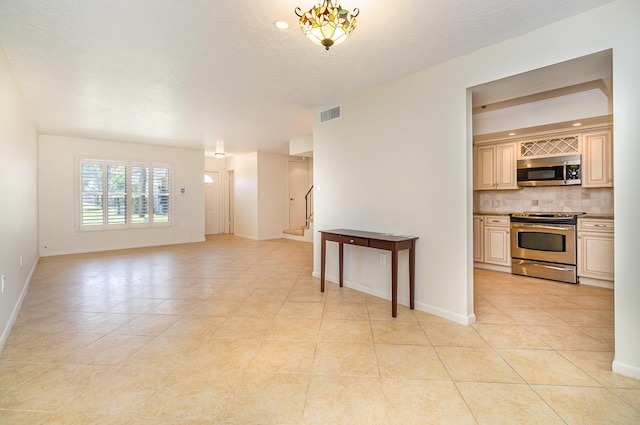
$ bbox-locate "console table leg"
[339,242,344,287]
[409,240,415,310]
[320,233,326,292]
[392,246,398,317]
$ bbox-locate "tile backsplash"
[475,186,614,214]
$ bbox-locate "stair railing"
[305,185,314,226]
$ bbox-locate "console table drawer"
[341,236,369,247]
[369,239,393,250]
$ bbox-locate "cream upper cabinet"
[474,142,517,190]
[496,143,518,189]
[578,218,614,282]
[474,145,495,190]
[473,215,484,262]
[582,130,613,188]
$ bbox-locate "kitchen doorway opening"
[468,49,614,331]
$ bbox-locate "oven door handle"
[513,223,572,231]
[531,263,574,272]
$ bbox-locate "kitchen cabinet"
[582,130,613,188]
[578,218,614,284]
[474,142,518,190]
[473,215,484,262]
[483,215,511,267]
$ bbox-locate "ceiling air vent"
[320,105,341,123]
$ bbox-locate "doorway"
[469,50,614,333]
[204,169,234,235]
[205,171,221,235]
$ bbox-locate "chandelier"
[295,1,359,50]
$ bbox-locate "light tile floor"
[1,236,639,424]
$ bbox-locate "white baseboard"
[311,272,474,325]
[0,258,38,352]
[578,276,614,289]
[612,359,640,381]
[474,262,511,273]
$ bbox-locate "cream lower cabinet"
[578,218,614,283]
[473,215,484,262]
[483,216,511,267]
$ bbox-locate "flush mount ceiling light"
[214,141,225,159]
[295,1,359,50]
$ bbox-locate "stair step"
[283,228,304,236]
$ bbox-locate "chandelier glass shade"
[295,1,359,50]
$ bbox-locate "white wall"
[473,89,611,135]
[258,152,289,240]
[313,0,640,379]
[0,41,39,350]
[228,152,259,239]
[290,135,313,156]
[204,156,227,172]
[227,151,290,240]
[38,135,205,256]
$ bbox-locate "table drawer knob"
[350,239,354,243]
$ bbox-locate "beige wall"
[313,0,640,378]
[258,152,289,240]
[227,151,289,240]
[227,152,259,239]
[0,41,39,349]
[38,135,205,256]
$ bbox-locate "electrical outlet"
[20,255,23,267]
[379,254,386,265]
[1,275,5,293]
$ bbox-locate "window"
[80,160,171,230]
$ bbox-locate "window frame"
[78,158,172,231]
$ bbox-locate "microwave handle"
[563,161,567,184]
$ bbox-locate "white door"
[288,161,308,229]
[205,171,221,235]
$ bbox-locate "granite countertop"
[581,213,614,220]
[473,212,614,219]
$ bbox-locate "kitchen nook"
[472,50,614,290]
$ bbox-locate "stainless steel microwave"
[517,154,581,187]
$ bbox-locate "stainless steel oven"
[510,213,582,283]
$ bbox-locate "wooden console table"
[320,229,418,317]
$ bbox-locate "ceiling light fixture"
[295,1,359,50]
[214,141,225,159]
